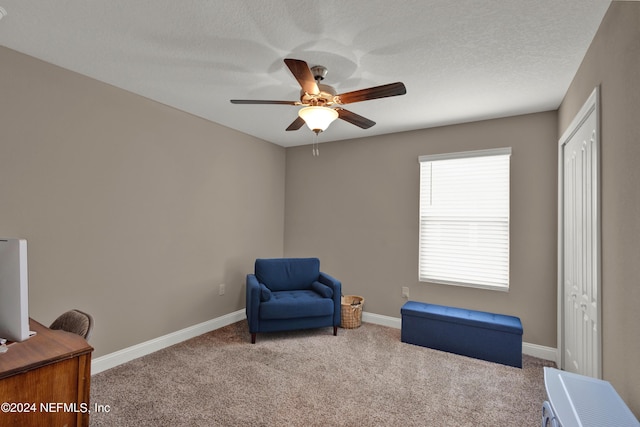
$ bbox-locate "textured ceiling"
[0,1,611,147]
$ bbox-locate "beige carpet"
[90,321,555,426]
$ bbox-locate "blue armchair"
[246,258,342,344]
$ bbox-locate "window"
[418,148,511,291]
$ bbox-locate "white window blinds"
[418,148,511,291]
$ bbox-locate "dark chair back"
[50,309,94,341]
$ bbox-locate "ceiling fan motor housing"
[300,83,337,106]
[297,65,335,106]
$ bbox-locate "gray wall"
[284,111,559,348]
[558,1,640,414]
[0,47,286,358]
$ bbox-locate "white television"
[0,238,31,342]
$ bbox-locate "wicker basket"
[340,295,364,329]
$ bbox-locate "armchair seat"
[246,258,341,343]
[260,290,334,320]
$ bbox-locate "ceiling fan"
[230,58,407,135]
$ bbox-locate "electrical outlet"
[219,283,226,295]
[402,286,410,299]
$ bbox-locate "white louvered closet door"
[560,88,601,378]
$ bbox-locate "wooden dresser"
[0,319,93,427]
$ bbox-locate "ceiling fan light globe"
[298,106,338,133]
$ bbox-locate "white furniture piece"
[543,367,639,427]
[0,238,30,342]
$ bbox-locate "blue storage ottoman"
[401,301,523,368]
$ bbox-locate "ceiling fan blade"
[284,58,319,95]
[336,108,376,129]
[286,116,306,131]
[335,82,407,105]
[230,99,298,105]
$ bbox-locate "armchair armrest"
[319,272,342,326]
[319,272,341,292]
[246,274,261,333]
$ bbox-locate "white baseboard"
[521,342,558,363]
[93,308,557,374]
[362,311,402,329]
[362,311,558,363]
[91,309,245,375]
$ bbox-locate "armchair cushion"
[260,290,334,320]
[259,283,272,302]
[311,281,333,298]
[255,258,320,291]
